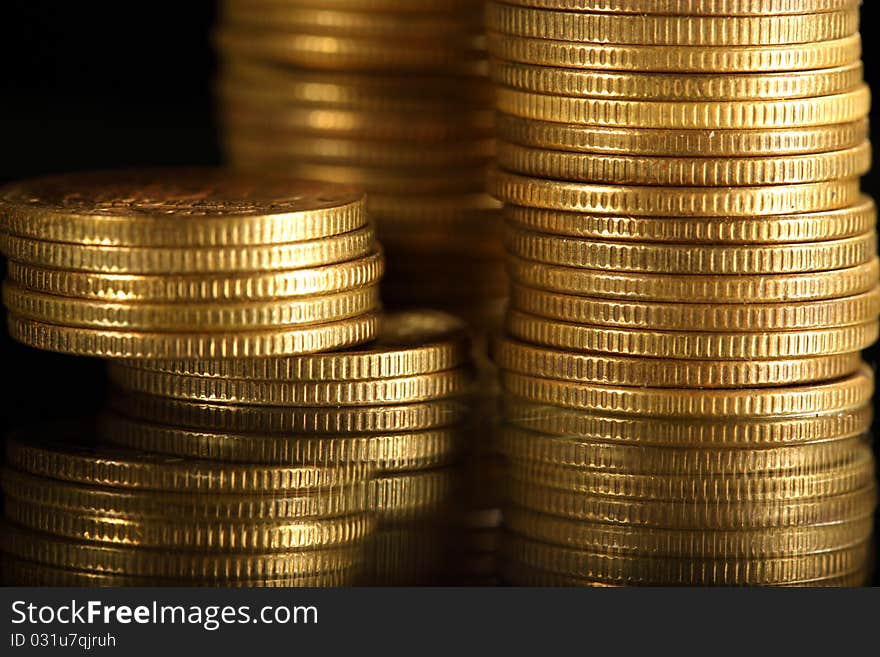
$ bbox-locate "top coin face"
[0,168,367,246]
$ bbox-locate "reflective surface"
[0,365,874,587]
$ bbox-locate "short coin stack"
[101,310,475,585]
[488,0,879,585]
[215,0,507,323]
[0,169,382,358]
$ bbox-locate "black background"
[0,1,878,584]
[0,1,219,425]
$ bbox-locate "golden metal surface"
[504,310,879,358]
[7,312,380,359]
[2,282,381,331]
[498,367,874,417]
[495,0,860,15]
[506,256,880,303]
[493,336,864,388]
[0,169,367,246]
[487,32,863,72]
[498,114,871,157]
[492,60,865,100]
[489,169,861,216]
[502,198,876,243]
[508,285,880,331]
[124,310,469,380]
[108,365,472,406]
[497,141,872,186]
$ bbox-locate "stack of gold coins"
[0,425,372,586]
[100,310,475,585]
[214,0,507,324]
[488,0,879,585]
[0,169,382,359]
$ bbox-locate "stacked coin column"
[215,0,507,325]
[101,310,476,586]
[488,1,879,585]
[0,171,387,586]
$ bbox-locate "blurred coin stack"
[214,0,507,324]
[100,310,475,585]
[0,168,425,586]
[488,0,879,585]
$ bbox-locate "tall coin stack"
[487,0,879,585]
[0,169,394,586]
[215,0,507,324]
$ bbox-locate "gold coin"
[0,226,375,274]
[5,498,374,550]
[487,3,859,45]
[225,133,495,169]
[124,310,469,380]
[487,32,862,73]
[220,103,494,141]
[0,522,364,578]
[489,169,860,216]
[0,169,366,246]
[503,535,872,585]
[6,251,385,302]
[501,398,873,447]
[219,60,492,110]
[508,482,877,529]
[505,507,873,559]
[497,114,871,157]
[3,282,380,331]
[499,428,872,474]
[503,198,876,243]
[5,430,369,492]
[498,141,872,186]
[505,309,878,358]
[505,226,876,274]
[108,365,472,406]
[509,285,880,331]
[214,28,487,73]
[492,60,864,101]
[370,469,458,522]
[8,312,379,359]
[504,226,877,275]
[496,86,870,129]
[221,4,483,37]
[98,412,461,472]
[495,0,860,16]
[502,561,869,588]
[509,455,875,502]
[493,335,864,388]
[507,255,880,303]
[2,467,368,519]
[0,555,360,587]
[498,366,874,417]
[108,392,467,434]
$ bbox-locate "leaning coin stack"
[488,0,879,585]
[0,425,373,586]
[0,169,382,359]
[214,0,507,324]
[101,310,475,585]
